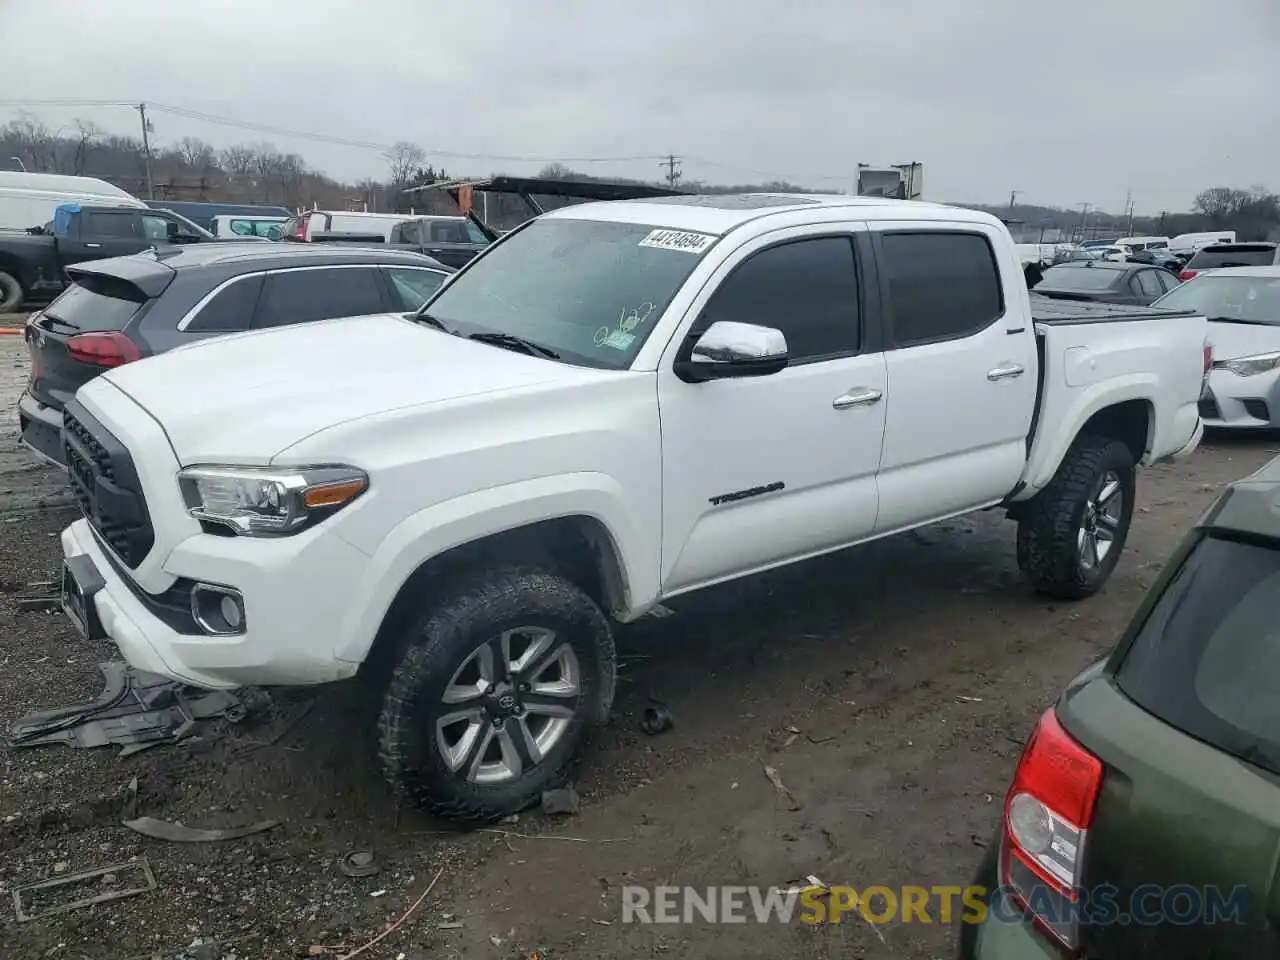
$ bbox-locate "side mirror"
[674,320,788,383]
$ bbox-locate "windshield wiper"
[413,312,455,334]
[39,315,79,333]
[468,331,560,360]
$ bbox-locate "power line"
[0,97,850,183]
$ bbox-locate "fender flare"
[333,472,655,664]
[1022,375,1158,493]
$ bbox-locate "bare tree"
[5,112,58,172]
[220,144,257,178]
[538,163,574,180]
[383,141,426,187]
[177,136,217,175]
[67,119,102,175]
[276,152,307,208]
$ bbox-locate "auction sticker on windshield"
[639,229,717,254]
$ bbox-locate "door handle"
[987,363,1025,381]
[84,242,101,249]
[833,387,883,410]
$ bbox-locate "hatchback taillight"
[67,331,142,368]
[1179,268,1198,281]
[1000,707,1103,952]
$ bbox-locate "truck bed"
[1030,293,1197,325]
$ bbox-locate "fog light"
[191,582,246,636]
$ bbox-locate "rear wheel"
[377,567,616,822]
[1017,434,1136,599]
[0,271,23,313]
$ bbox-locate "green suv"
[961,456,1280,957]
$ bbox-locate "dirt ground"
[1,333,1277,960]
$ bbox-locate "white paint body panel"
[58,194,1208,688]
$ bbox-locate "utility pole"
[1077,202,1091,241]
[1158,210,1168,234]
[1124,188,1134,235]
[137,103,155,200]
[660,154,682,188]
[1007,189,1020,218]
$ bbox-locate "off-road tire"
[377,567,616,822]
[1016,433,1136,600]
[0,271,23,313]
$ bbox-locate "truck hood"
[98,312,588,463]
[1206,319,1280,361]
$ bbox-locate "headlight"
[178,464,367,536]
[1215,352,1280,377]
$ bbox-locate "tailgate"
[1021,310,1206,492]
[1062,678,1279,956]
[25,275,150,410]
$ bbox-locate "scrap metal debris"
[8,661,248,755]
[541,785,581,816]
[13,859,157,922]
[763,763,803,811]
[339,850,380,878]
[122,816,279,843]
[640,705,674,735]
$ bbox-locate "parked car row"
[0,171,485,312]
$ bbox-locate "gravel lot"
[1,333,1276,960]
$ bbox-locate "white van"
[279,210,414,242]
[1170,231,1236,255]
[0,172,146,230]
[211,214,288,240]
[1115,236,1170,251]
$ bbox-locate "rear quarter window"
[1116,533,1280,774]
[880,231,1004,346]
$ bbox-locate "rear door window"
[880,232,1004,347]
[83,211,139,239]
[255,267,387,328]
[1116,534,1280,775]
[185,275,264,332]
[43,275,148,331]
[1187,245,1278,269]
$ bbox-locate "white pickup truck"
[56,194,1209,820]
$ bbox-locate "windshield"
[1036,265,1123,291]
[1116,534,1280,776]
[418,218,715,369]
[1150,275,1280,323]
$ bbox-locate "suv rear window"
[43,274,148,332]
[1186,245,1278,269]
[1116,533,1280,775]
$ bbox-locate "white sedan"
[1151,266,1280,428]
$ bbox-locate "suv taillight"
[1179,268,1198,281]
[1000,707,1102,952]
[296,214,310,240]
[67,332,142,368]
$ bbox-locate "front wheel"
[1016,434,1136,600]
[377,567,616,822]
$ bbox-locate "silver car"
[1150,267,1280,428]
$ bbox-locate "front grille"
[62,401,155,567]
[1198,397,1220,420]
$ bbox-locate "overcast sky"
[1,0,1276,213]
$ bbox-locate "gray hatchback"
[18,242,454,467]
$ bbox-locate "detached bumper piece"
[8,661,249,757]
